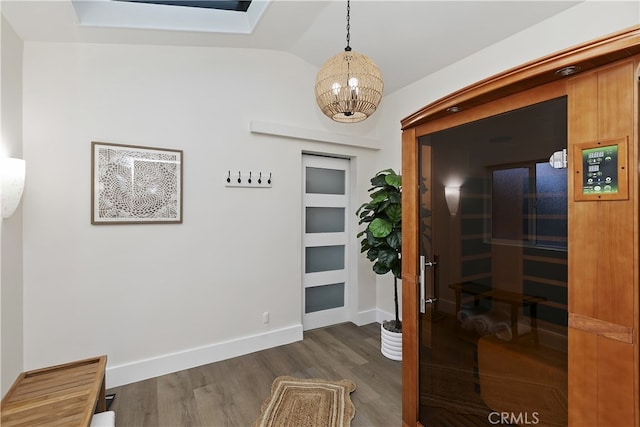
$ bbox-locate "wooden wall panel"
[596,201,634,326]
[567,73,598,140]
[598,62,635,140]
[596,62,635,327]
[568,329,597,426]
[567,58,638,426]
[568,61,635,326]
[568,73,598,319]
[570,331,636,426]
[597,337,636,425]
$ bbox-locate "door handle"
[419,256,425,313]
[419,255,438,313]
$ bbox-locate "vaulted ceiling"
[2,0,582,94]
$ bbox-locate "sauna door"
[417,97,569,426]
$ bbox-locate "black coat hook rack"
[225,170,272,188]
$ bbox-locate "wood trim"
[634,55,640,427]
[401,25,640,130]
[401,126,419,427]
[413,80,566,138]
[569,313,634,343]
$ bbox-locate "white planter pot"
[380,324,402,361]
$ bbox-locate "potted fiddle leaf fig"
[356,169,402,360]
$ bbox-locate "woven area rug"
[253,376,356,427]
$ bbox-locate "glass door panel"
[305,207,345,233]
[305,245,345,273]
[418,97,569,426]
[305,283,345,313]
[305,167,346,194]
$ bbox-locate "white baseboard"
[355,309,377,326]
[106,311,396,388]
[106,324,303,388]
[355,308,398,326]
[376,309,397,324]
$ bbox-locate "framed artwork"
[91,141,183,224]
[573,136,628,202]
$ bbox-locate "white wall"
[373,0,640,320]
[21,42,382,387]
[1,14,25,397]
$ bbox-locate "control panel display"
[581,145,618,194]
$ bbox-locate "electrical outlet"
[263,312,270,324]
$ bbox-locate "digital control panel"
[581,145,618,194]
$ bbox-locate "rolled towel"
[472,311,509,335]
[493,319,532,341]
[457,307,488,330]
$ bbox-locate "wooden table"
[1,355,107,427]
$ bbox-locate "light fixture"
[555,65,581,77]
[314,0,383,123]
[1,158,26,219]
[444,186,460,216]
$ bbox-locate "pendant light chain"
[345,0,351,52]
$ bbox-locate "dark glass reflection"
[418,97,568,426]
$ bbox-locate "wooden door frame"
[400,25,640,427]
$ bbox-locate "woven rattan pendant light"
[314,0,383,123]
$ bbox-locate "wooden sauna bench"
[1,355,107,427]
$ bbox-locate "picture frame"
[573,136,628,202]
[91,141,183,224]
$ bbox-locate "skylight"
[115,1,252,12]
[71,0,268,34]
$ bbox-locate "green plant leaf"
[385,204,402,224]
[385,173,402,188]
[373,262,391,275]
[365,230,384,247]
[355,203,368,216]
[370,190,388,205]
[386,230,402,250]
[369,218,392,238]
[370,173,388,187]
[377,247,398,267]
[388,192,401,204]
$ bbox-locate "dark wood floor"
[106,322,402,427]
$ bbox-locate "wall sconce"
[1,158,26,219]
[444,186,460,216]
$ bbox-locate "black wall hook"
[237,171,241,183]
[227,170,231,183]
[268,172,272,184]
